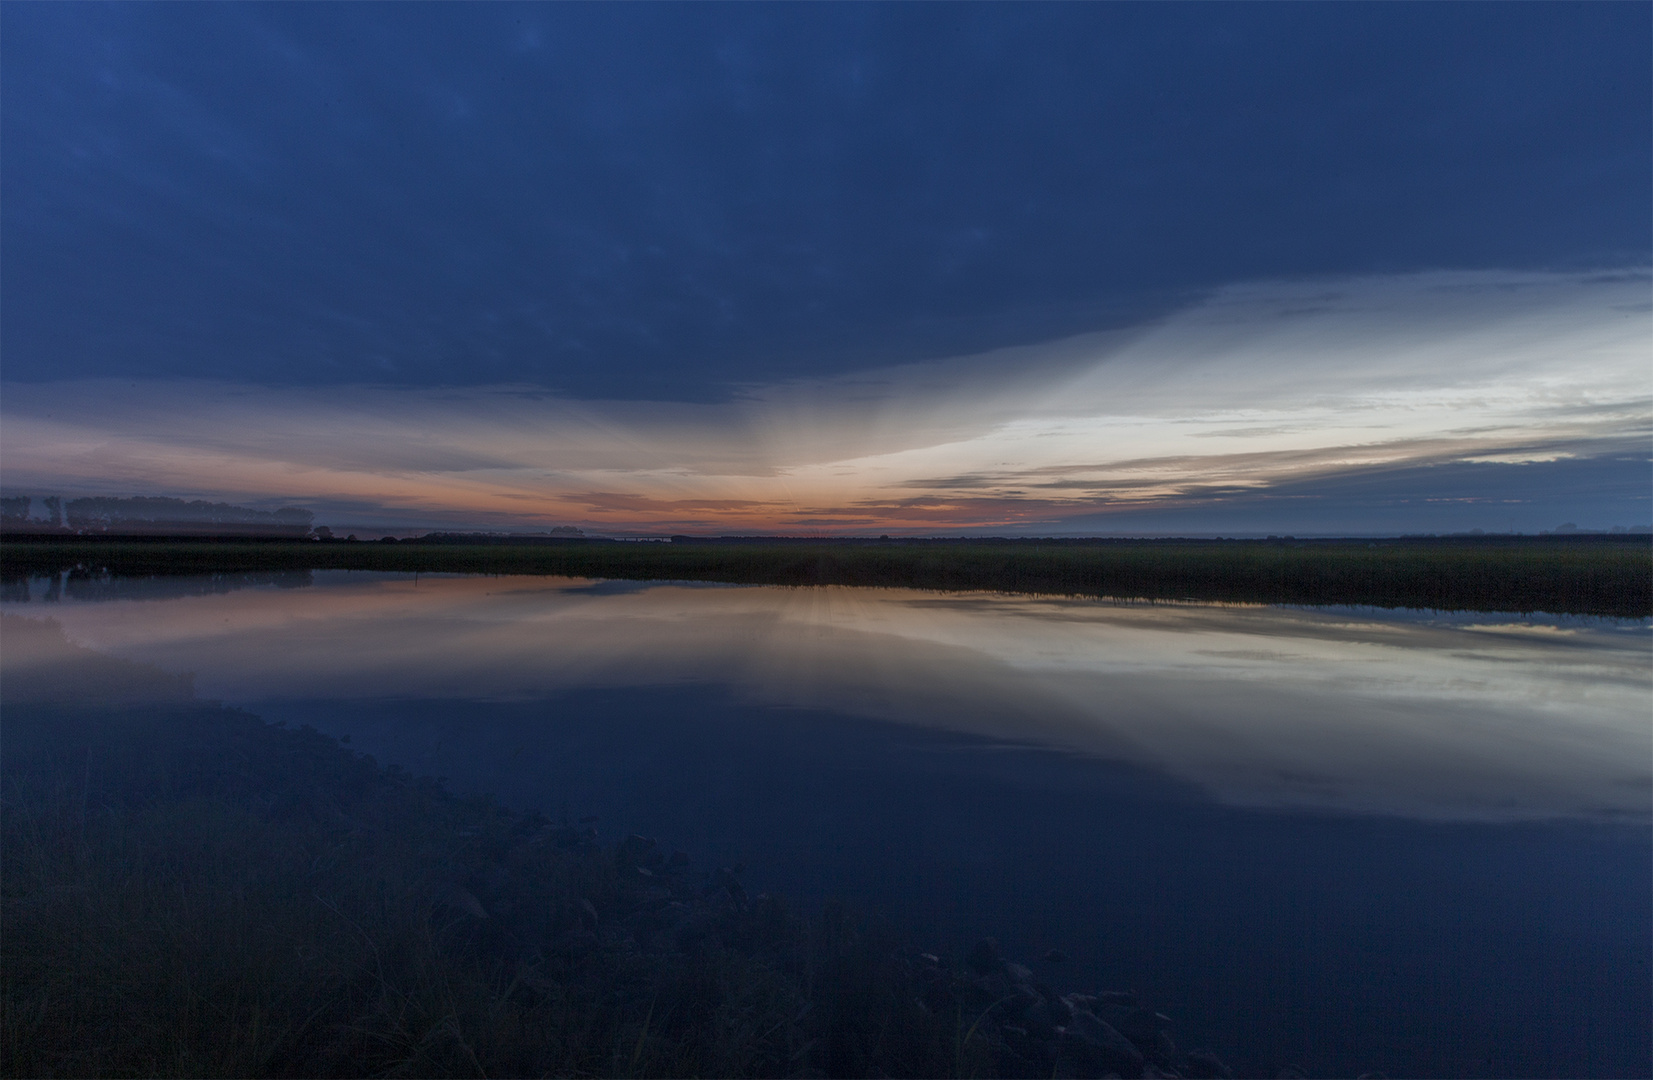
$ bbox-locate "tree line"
[0,495,312,531]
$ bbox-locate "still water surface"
[5,571,1650,1077]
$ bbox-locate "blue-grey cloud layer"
[4,3,1647,400]
[1050,454,1653,537]
[3,269,1645,534]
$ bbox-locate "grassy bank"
[2,616,1245,1079]
[3,535,1649,615]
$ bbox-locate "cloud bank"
[3,270,1648,534]
[6,4,1645,398]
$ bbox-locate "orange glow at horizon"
[2,270,1646,533]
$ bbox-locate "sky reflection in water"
[6,571,1648,823]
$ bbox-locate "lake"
[3,570,1649,1078]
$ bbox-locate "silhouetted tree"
[62,496,314,530]
[0,496,30,523]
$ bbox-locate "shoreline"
[3,535,1647,617]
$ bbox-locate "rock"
[674,909,721,952]
[1046,1041,1086,1079]
[965,971,1014,1010]
[433,881,488,919]
[666,850,690,872]
[615,833,657,868]
[636,885,674,908]
[750,892,789,944]
[1063,1008,1145,1078]
[995,1036,1054,1080]
[1275,1067,1309,1079]
[1119,1007,1173,1048]
[967,937,1005,975]
[995,983,1036,1020]
[1185,1048,1233,1079]
[514,960,556,995]
[624,892,679,938]
[1098,990,1139,1007]
[1006,961,1035,985]
[712,865,747,906]
[1022,996,1063,1041]
[510,812,547,837]
[1090,1001,1138,1031]
[552,825,597,849]
[1038,987,1073,1025]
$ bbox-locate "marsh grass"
[0,622,997,1078]
[4,535,1647,615]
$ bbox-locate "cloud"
[6,4,1648,399]
[2,270,1647,533]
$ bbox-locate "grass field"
[4,535,1647,616]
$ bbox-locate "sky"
[2,2,1648,535]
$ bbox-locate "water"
[4,570,1649,1077]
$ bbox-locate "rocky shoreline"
[438,814,1247,1079]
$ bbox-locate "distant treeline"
[3,535,1647,616]
[1,495,312,536]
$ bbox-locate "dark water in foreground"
[4,572,1649,1078]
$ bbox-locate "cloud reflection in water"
[5,572,1647,823]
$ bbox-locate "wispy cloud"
[3,270,1647,532]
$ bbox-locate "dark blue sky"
[5,2,1648,401]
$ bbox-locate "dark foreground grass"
[1,617,1241,1079]
[5,535,1649,615]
